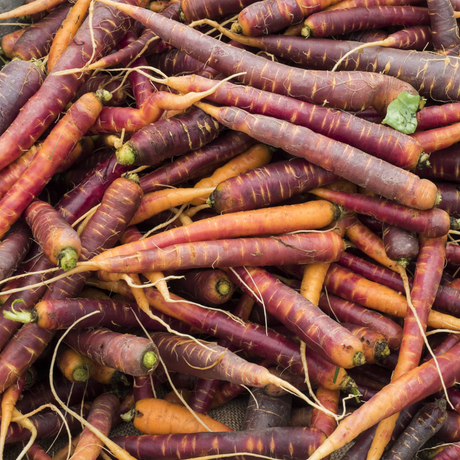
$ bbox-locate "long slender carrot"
[47,0,92,72]
[0,0,67,20]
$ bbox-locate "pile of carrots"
[3,0,460,458]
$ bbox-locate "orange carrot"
[0,0,67,20]
[191,143,273,205]
[123,398,233,434]
[0,28,27,58]
[47,0,92,73]
[57,345,94,383]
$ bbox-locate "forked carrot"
[47,0,93,73]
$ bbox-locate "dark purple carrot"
[447,243,460,265]
[242,388,292,430]
[76,74,129,107]
[139,130,257,193]
[70,392,119,460]
[0,60,44,137]
[113,426,326,460]
[63,328,158,377]
[134,375,155,401]
[309,187,450,237]
[382,223,420,266]
[233,0,342,36]
[318,293,403,350]
[0,221,31,282]
[24,442,52,460]
[172,268,234,307]
[428,0,460,55]
[209,158,339,213]
[24,199,81,271]
[128,55,155,109]
[115,107,221,166]
[97,0,420,116]
[0,0,142,173]
[180,0,259,22]
[429,409,460,442]
[165,74,426,170]
[11,1,72,60]
[433,182,460,217]
[302,5,430,38]
[341,28,389,43]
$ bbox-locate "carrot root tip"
[72,366,91,382]
[116,144,135,166]
[353,351,366,367]
[143,351,158,371]
[230,22,243,34]
[58,247,79,271]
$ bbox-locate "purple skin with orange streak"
[11,2,72,61]
[0,60,44,136]
[235,0,341,36]
[318,293,402,350]
[134,375,155,401]
[433,182,460,217]
[0,91,109,241]
[112,427,326,460]
[129,55,155,109]
[181,0,259,22]
[0,221,32,282]
[76,74,128,107]
[116,107,221,166]
[99,0,419,115]
[227,266,365,369]
[432,443,460,460]
[84,231,346,274]
[193,102,436,210]
[24,442,52,460]
[0,0,142,172]
[417,102,460,130]
[311,387,339,443]
[3,404,91,445]
[209,158,339,214]
[309,187,449,237]
[302,6,430,38]
[166,75,425,170]
[139,131,257,194]
[432,409,460,442]
[338,252,460,317]
[412,121,460,153]
[71,393,119,460]
[0,28,26,59]
[428,0,460,55]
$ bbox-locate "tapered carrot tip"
[374,341,390,361]
[58,247,78,271]
[354,351,366,367]
[382,92,421,134]
[95,89,113,105]
[116,144,136,165]
[451,218,460,230]
[72,366,91,382]
[143,351,157,371]
[231,22,243,34]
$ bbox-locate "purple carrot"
[417,102,460,130]
[97,0,420,116]
[0,0,143,172]
[63,328,158,376]
[139,130,257,193]
[11,1,72,60]
[76,74,129,107]
[133,375,155,401]
[209,158,339,213]
[23,442,52,460]
[116,107,221,166]
[382,223,420,266]
[434,182,460,217]
[432,409,460,442]
[0,60,44,136]
[112,427,326,460]
[309,187,450,237]
[165,73,426,170]
[0,221,32,282]
[180,0,259,22]
[432,442,460,459]
[428,0,460,55]
[318,293,403,350]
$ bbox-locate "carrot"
[112,427,326,459]
[23,199,81,271]
[172,268,235,307]
[128,187,215,226]
[23,442,52,460]
[180,0,259,22]
[0,27,27,58]
[412,121,460,153]
[308,340,460,460]
[97,0,419,115]
[56,345,94,383]
[47,0,92,72]
[140,131,257,194]
[70,393,120,460]
[0,0,67,20]
[301,6,430,38]
[428,0,460,55]
[116,107,221,166]
[0,90,111,241]
[91,362,126,385]
[436,409,460,442]
[11,1,72,61]
[386,401,447,460]
[326,0,425,9]
[383,223,420,266]
[308,187,448,237]
[63,328,158,377]
[233,0,342,36]
[123,397,232,434]
[194,101,437,210]
[0,371,28,457]
[416,102,460,131]
[432,442,460,459]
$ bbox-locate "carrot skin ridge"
[97,0,418,114]
[0,60,44,137]
[0,0,137,172]
[307,341,460,460]
[308,187,449,237]
[11,2,72,61]
[139,131,257,194]
[63,328,158,376]
[112,427,327,460]
[228,266,365,369]
[195,103,436,210]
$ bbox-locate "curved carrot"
[0,0,67,20]
[47,0,92,73]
